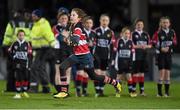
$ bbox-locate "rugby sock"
[94,80,99,94]
[139,76,145,94]
[82,77,88,95]
[55,85,61,92]
[127,80,133,93]
[22,81,29,91]
[157,80,163,96]
[75,74,83,94]
[15,81,21,93]
[164,80,170,95]
[132,75,138,92]
[99,81,105,95]
[60,76,68,92]
[67,85,69,92]
[103,76,117,86]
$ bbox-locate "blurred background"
[0,0,180,81]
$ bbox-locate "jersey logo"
[24,46,27,50]
[107,33,111,38]
[135,35,139,38]
[120,43,123,47]
[97,32,101,36]
[144,35,147,39]
[161,36,165,40]
[14,46,18,50]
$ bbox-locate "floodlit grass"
[0,80,180,109]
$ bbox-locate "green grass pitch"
[0,80,180,109]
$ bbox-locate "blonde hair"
[120,27,131,38]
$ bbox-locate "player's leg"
[139,72,145,96]
[93,55,101,97]
[163,55,172,97]
[75,68,84,97]
[164,69,170,97]
[157,69,165,97]
[54,55,78,98]
[66,67,71,92]
[21,67,30,98]
[98,59,108,97]
[157,55,165,97]
[13,67,22,99]
[132,61,139,96]
[126,73,133,95]
[54,64,61,93]
[81,72,89,97]
[132,73,138,96]
[138,60,147,96]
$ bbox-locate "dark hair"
[134,18,144,26]
[72,8,87,19]
[100,14,110,20]
[82,16,93,24]
[17,29,25,36]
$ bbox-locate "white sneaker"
[164,94,170,98]
[156,94,162,97]
[13,94,21,99]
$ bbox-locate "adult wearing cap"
[58,7,69,14]
[29,9,55,93]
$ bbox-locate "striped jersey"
[72,22,90,55]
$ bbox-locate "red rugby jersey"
[72,22,90,55]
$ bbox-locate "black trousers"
[3,46,16,92]
[30,48,51,88]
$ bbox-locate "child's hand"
[61,30,70,38]
[161,47,169,53]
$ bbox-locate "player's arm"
[8,42,15,59]
[144,34,152,49]
[61,28,80,46]
[132,33,143,49]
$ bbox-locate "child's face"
[58,15,69,26]
[70,11,80,24]
[17,32,25,41]
[122,29,131,39]
[135,21,144,31]
[161,19,170,29]
[100,16,110,28]
[84,19,93,30]
[32,14,39,22]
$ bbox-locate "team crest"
[135,35,139,38]
[97,32,101,36]
[107,34,111,38]
[144,35,147,39]
[24,46,27,50]
[129,45,132,48]
[161,36,165,40]
[120,43,123,47]
[14,46,18,50]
